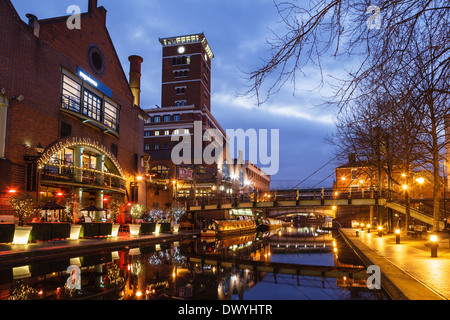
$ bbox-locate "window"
[83,89,102,122]
[144,131,151,137]
[145,117,151,124]
[175,100,186,107]
[155,131,160,136]
[154,143,160,150]
[62,75,81,112]
[104,100,118,131]
[164,130,170,136]
[61,73,120,133]
[164,142,170,150]
[154,116,161,123]
[173,129,180,135]
[151,165,170,178]
[144,144,150,151]
[164,115,171,122]
[172,56,191,65]
[176,87,186,95]
[173,114,181,121]
[184,129,190,134]
[351,169,358,180]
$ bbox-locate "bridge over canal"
[184,188,443,229]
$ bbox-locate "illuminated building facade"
[0,0,147,222]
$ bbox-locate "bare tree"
[245,0,450,107]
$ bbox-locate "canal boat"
[201,219,257,238]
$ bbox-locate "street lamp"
[378,226,383,237]
[395,228,401,244]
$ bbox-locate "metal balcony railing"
[41,161,126,190]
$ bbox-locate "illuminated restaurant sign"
[37,136,124,177]
[77,67,112,98]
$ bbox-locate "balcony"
[41,162,126,192]
[61,95,119,138]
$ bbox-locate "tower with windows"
[160,33,213,110]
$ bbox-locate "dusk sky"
[13,0,350,189]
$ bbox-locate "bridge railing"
[177,187,399,208]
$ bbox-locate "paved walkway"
[0,230,200,266]
[341,228,450,300]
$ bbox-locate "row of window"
[61,74,119,132]
[145,114,182,124]
[172,56,191,66]
[145,142,170,151]
[144,129,190,137]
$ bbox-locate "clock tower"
[159,33,214,111]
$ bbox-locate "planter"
[13,226,33,245]
[154,223,161,235]
[173,223,180,234]
[70,225,82,240]
[129,224,141,236]
[109,224,121,237]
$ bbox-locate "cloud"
[213,92,336,125]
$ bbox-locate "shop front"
[34,136,127,223]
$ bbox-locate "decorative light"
[9,189,17,194]
[416,177,425,185]
[136,176,143,181]
[402,185,408,190]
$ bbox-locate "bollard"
[367,224,371,233]
[430,234,438,258]
[395,229,401,244]
[378,226,383,237]
[356,230,359,237]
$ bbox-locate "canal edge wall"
[339,229,445,300]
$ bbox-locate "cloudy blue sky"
[13,0,348,189]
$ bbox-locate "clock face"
[177,46,186,54]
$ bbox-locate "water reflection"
[0,226,385,300]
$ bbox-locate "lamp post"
[378,226,383,237]
[430,234,438,258]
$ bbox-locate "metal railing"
[41,161,126,190]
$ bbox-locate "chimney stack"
[26,14,39,37]
[88,0,98,13]
[128,55,144,107]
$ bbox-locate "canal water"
[0,225,386,300]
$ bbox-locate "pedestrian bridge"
[184,188,441,228]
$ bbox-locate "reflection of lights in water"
[131,261,142,275]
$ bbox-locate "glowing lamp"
[12,226,32,245]
[430,234,438,242]
[129,224,141,236]
[402,185,408,190]
[395,229,401,235]
[109,224,120,237]
[9,189,17,194]
[154,223,161,235]
[378,226,382,231]
[416,178,425,185]
[136,176,143,181]
[69,225,82,240]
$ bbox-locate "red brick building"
[0,0,147,223]
[144,33,271,216]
